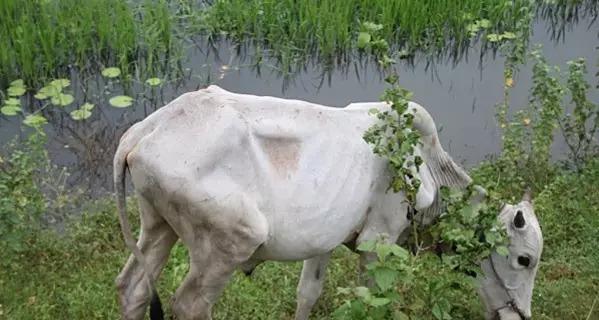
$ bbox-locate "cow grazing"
[113,85,542,320]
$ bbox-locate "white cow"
[113,85,542,320]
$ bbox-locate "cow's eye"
[517,255,531,267]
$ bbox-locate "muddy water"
[0,18,597,196]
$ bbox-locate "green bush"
[0,130,48,253]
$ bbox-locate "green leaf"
[496,245,509,256]
[501,32,517,39]
[1,105,21,116]
[353,286,371,298]
[8,86,26,97]
[486,34,501,42]
[375,243,393,260]
[432,303,444,320]
[357,32,371,49]
[389,244,409,259]
[51,93,75,106]
[4,98,20,106]
[362,22,383,32]
[80,102,95,111]
[357,240,376,252]
[102,67,121,78]
[50,78,70,89]
[367,297,391,307]
[145,77,162,86]
[373,267,398,291]
[70,108,92,120]
[109,95,134,108]
[478,19,491,29]
[10,79,24,87]
[36,85,61,99]
[23,114,48,128]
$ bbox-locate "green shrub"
[0,130,48,253]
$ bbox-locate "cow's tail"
[114,133,164,320]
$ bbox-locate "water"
[0,17,597,196]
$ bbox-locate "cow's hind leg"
[116,196,178,320]
[294,252,332,320]
[172,193,268,320]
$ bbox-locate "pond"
[0,9,597,197]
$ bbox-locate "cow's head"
[477,190,543,320]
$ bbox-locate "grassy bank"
[0,158,597,319]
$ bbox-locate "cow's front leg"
[294,252,332,320]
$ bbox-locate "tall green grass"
[203,0,534,68]
[0,0,187,87]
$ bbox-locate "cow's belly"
[252,196,370,261]
[248,136,378,261]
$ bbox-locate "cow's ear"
[522,188,533,203]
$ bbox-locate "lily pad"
[8,86,26,97]
[36,85,62,99]
[145,77,162,87]
[109,95,134,108]
[102,67,121,78]
[23,114,48,128]
[4,98,20,106]
[501,32,517,40]
[50,78,70,89]
[70,108,92,121]
[1,105,21,116]
[51,93,75,106]
[80,102,95,111]
[10,79,24,87]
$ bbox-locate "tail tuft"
[149,289,164,320]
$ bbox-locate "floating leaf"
[1,105,21,116]
[109,95,134,108]
[4,98,20,106]
[50,78,70,89]
[486,34,501,42]
[23,114,48,128]
[36,85,61,99]
[7,86,26,97]
[501,32,517,40]
[80,102,95,111]
[70,108,92,120]
[145,77,162,87]
[10,79,24,87]
[357,32,371,49]
[102,67,121,78]
[51,93,74,106]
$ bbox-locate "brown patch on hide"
[260,138,301,178]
